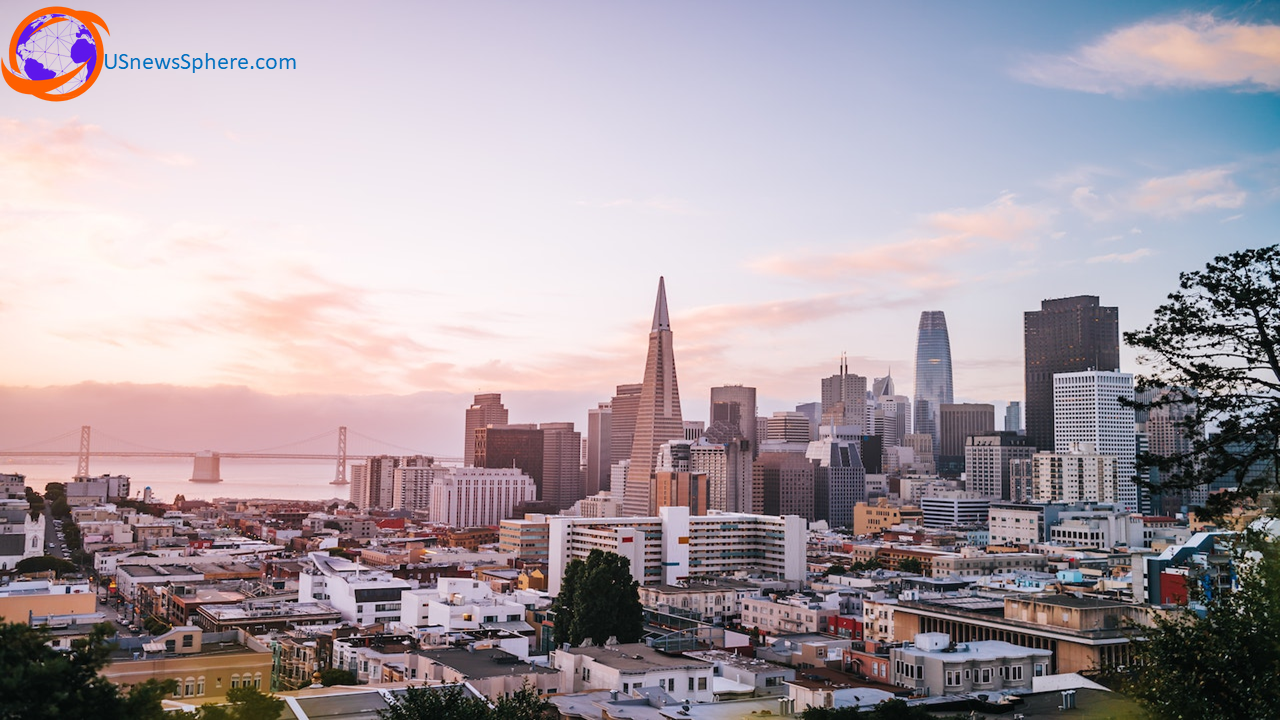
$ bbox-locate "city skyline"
[1,2,1278,455]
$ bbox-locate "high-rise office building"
[1004,401,1022,434]
[913,311,954,449]
[683,421,705,441]
[807,435,867,527]
[585,403,612,497]
[938,403,995,476]
[541,422,585,511]
[609,383,643,479]
[463,394,508,466]
[754,451,817,519]
[821,355,867,430]
[691,422,754,513]
[1024,296,1120,453]
[766,411,814,443]
[1053,370,1136,510]
[429,467,537,527]
[652,471,710,515]
[709,385,758,454]
[624,278,685,516]
[473,424,544,496]
[964,432,1036,500]
[795,402,821,430]
[1136,387,1203,513]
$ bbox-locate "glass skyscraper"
[913,311,954,448]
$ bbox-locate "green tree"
[1124,244,1280,516]
[1120,532,1280,719]
[0,621,173,719]
[827,563,847,575]
[195,687,286,720]
[896,557,923,574]
[14,556,77,576]
[318,667,358,686]
[549,557,584,647]
[378,683,492,720]
[491,684,556,720]
[1116,245,1280,719]
[564,549,643,646]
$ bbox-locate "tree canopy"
[319,667,358,686]
[14,556,77,576]
[1120,527,1280,719]
[1125,244,1280,516]
[550,549,644,648]
[0,621,173,720]
[378,683,554,720]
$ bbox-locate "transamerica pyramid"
[622,277,685,516]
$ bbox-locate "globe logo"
[3,7,108,101]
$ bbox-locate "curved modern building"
[913,311,954,448]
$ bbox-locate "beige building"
[892,594,1148,675]
[498,514,551,561]
[0,579,96,622]
[102,627,274,703]
[853,499,923,535]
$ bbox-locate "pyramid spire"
[652,276,670,331]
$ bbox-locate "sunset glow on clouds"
[0,1,1277,449]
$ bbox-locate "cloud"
[1016,14,1280,94]
[752,194,1054,280]
[1068,167,1246,220]
[1126,168,1246,217]
[1086,248,1153,264]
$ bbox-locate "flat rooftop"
[1013,594,1130,610]
[565,644,713,673]
[416,648,558,678]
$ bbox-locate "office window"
[196,677,205,696]
[231,675,240,689]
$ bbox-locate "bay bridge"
[0,426,461,485]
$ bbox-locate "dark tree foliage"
[800,699,967,720]
[558,549,644,647]
[896,558,923,574]
[319,667,358,686]
[0,621,173,720]
[1124,244,1280,517]
[379,684,492,720]
[1120,529,1280,719]
[549,556,584,647]
[190,687,286,720]
[827,563,847,575]
[15,555,77,576]
[378,682,554,720]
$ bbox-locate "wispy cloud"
[1086,248,1153,264]
[1016,14,1280,94]
[1070,167,1246,220]
[752,194,1054,281]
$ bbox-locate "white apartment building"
[988,504,1047,546]
[547,507,806,594]
[1048,509,1143,550]
[1053,371,1136,511]
[551,643,716,702]
[399,578,526,633]
[298,552,413,626]
[1030,444,1117,505]
[428,467,537,528]
[919,493,989,528]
